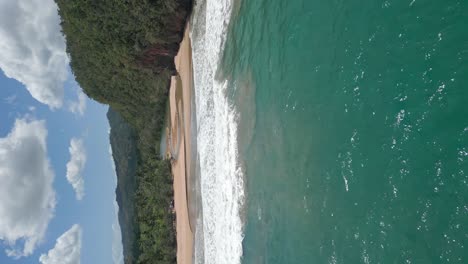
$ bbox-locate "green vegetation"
[109,109,176,263]
[134,150,176,263]
[107,109,138,263]
[55,0,192,263]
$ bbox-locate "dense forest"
[108,109,176,263]
[55,0,193,263]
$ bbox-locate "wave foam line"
[191,0,245,263]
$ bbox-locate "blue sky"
[0,1,123,263]
[0,70,123,264]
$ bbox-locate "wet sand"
[169,25,194,264]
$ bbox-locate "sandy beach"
[169,25,194,264]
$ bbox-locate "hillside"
[107,108,138,263]
[55,0,192,145]
[55,0,193,263]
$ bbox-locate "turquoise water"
[220,0,468,263]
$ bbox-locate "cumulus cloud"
[66,138,86,200]
[68,89,87,116]
[0,119,56,258]
[0,0,69,108]
[39,224,82,264]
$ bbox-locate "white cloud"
[0,0,69,108]
[4,94,17,105]
[109,145,124,264]
[39,224,82,264]
[112,201,124,264]
[68,89,87,116]
[0,118,56,258]
[66,138,86,200]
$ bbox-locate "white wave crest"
[191,0,245,263]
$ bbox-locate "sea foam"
[191,0,245,263]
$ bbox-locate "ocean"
[190,0,468,263]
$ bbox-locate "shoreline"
[169,25,194,264]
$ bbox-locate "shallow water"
[159,103,170,158]
[192,0,468,263]
[191,0,245,263]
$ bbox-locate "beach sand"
[169,25,194,264]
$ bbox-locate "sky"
[0,0,123,263]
